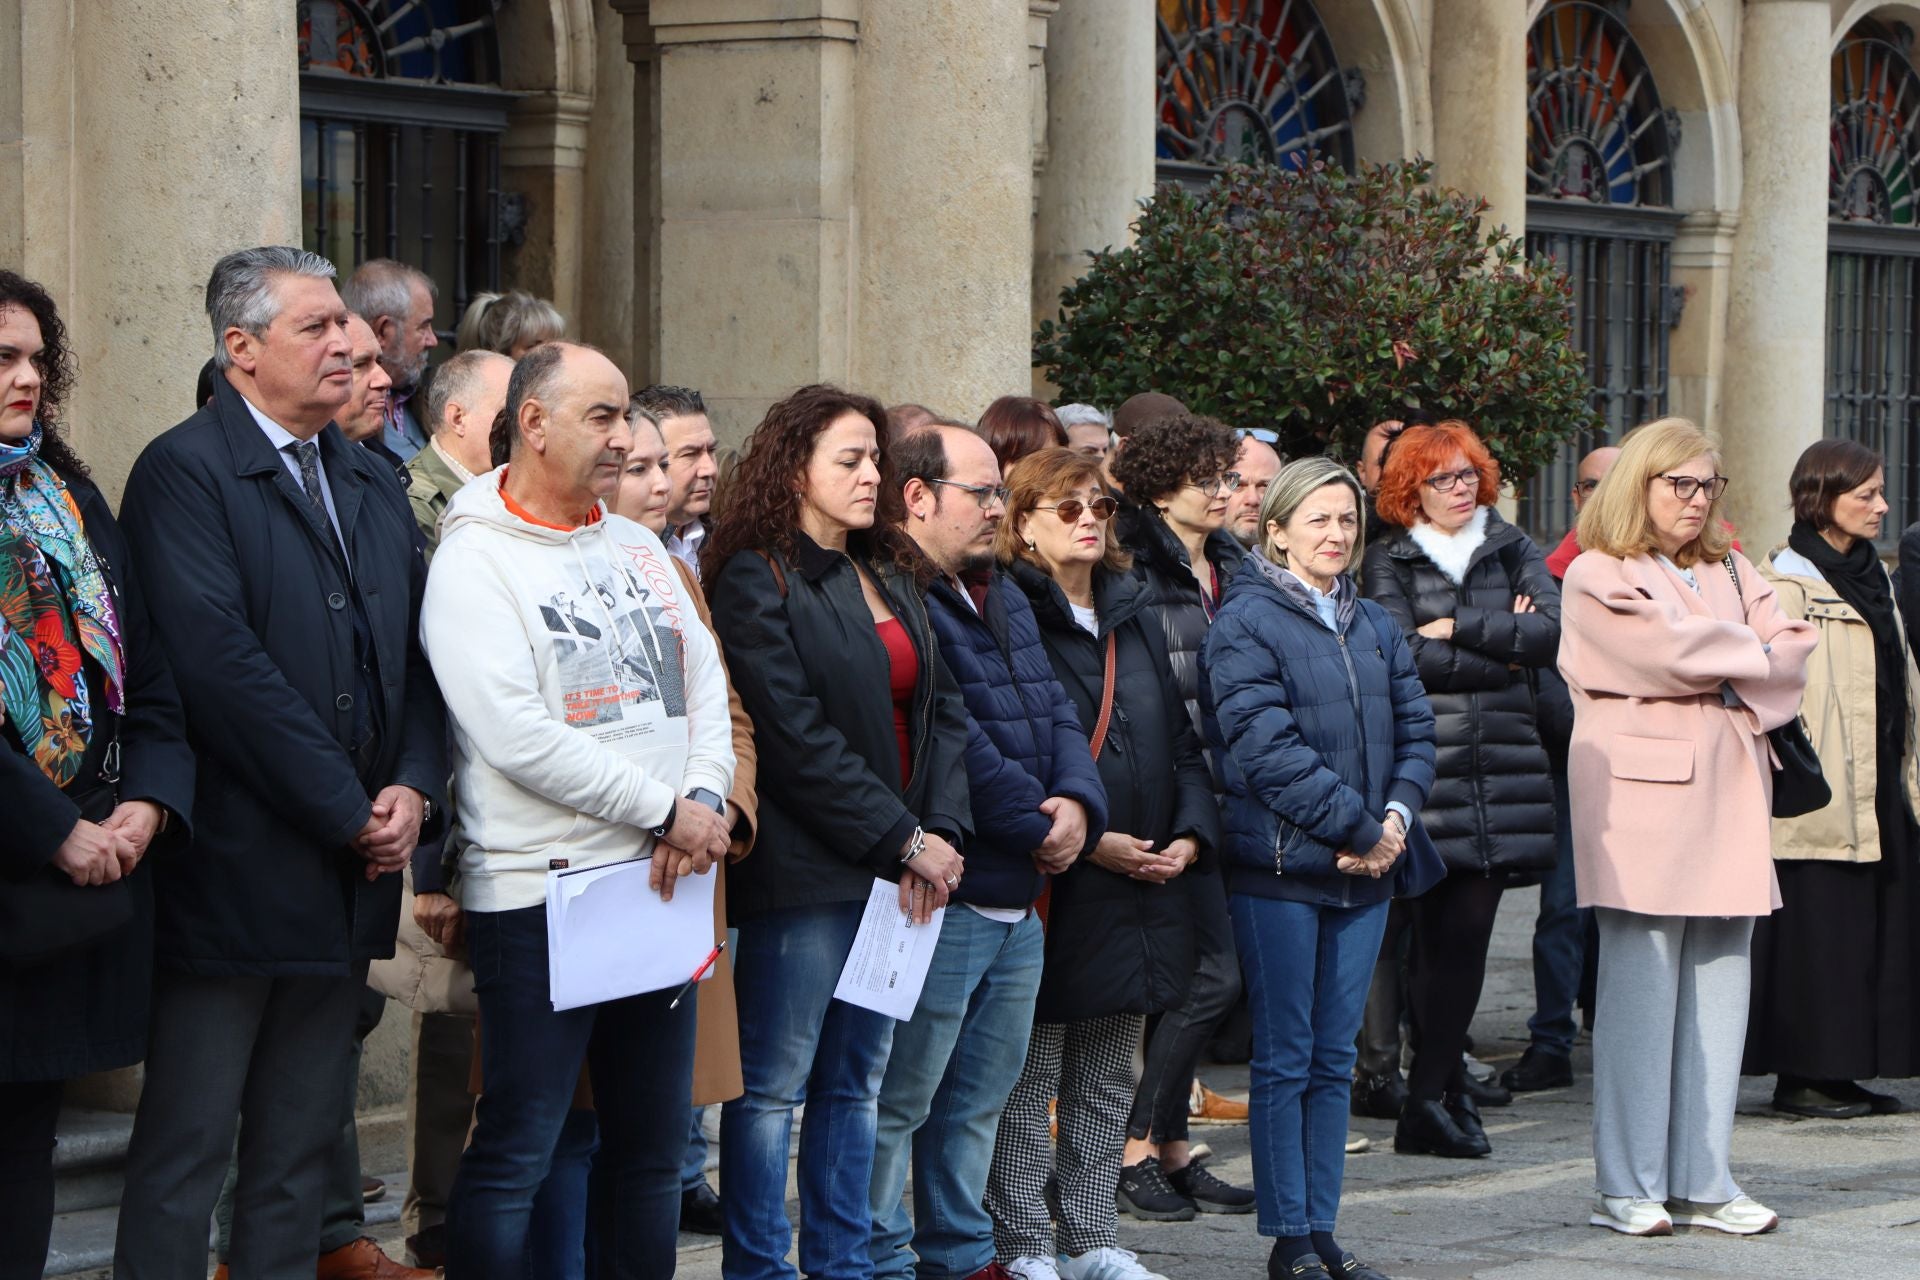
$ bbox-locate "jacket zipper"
[1336,631,1364,908]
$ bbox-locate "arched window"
[1519,0,1682,541]
[1154,0,1357,187]
[1826,21,1920,536]
[298,0,513,340]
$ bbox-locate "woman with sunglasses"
[1362,421,1561,1160]
[985,447,1217,1280]
[1104,412,1255,1218]
[1559,418,1813,1236]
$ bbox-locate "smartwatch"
[686,787,726,816]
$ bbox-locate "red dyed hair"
[1374,420,1501,528]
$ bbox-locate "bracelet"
[901,826,927,865]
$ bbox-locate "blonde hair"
[455,290,566,356]
[1575,417,1732,568]
[1259,456,1366,575]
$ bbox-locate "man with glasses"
[873,423,1109,1280]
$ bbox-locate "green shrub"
[1034,158,1599,479]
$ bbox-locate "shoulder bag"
[1722,554,1830,819]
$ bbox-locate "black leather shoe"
[1351,1072,1408,1120]
[1500,1045,1574,1093]
[1394,1097,1489,1158]
[1835,1080,1907,1115]
[1443,1092,1490,1151]
[680,1180,724,1234]
[1268,1250,1331,1279]
[1773,1082,1870,1120]
[1327,1253,1394,1280]
[1456,1071,1512,1108]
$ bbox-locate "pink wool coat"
[1558,550,1817,917]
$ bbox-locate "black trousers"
[0,1078,63,1280]
[1355,898,1413,1081]
[1127,872,1242,1143]
[1406,875,1505,1102]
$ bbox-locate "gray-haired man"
[113,247,446,1279]
[340,258,439,462]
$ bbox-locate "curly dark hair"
[702,383,927,584]
[0,270,86,477]
[1109,412,1236,506]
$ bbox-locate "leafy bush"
[1034,158,1600,479]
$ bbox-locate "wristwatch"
[686,787,726,816]
[650,799,678,840]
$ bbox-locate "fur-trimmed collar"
[1407,506,1490,585]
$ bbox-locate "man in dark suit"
[113,246,445,1280]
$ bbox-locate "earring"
[1025,538,1037,552]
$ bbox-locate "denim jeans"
[682,1107,709,1192]
[1527,768,1588,1058]
[1230,894,1389,1237]
[445,904,695,1280]
[526,1109,599,1279]
[869,909,1044,1280]
[722,901,896,1280]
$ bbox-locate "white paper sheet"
[545,859,717,1012]
[832,877,945,1022]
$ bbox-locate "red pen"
[669,939,726,1010]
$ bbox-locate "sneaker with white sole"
[1589,1194,1674,1236]
[1059,1246,1172,1280]
[1006,1258,1063,1280]
[1667,1194,1779,1235]
[1345,1130,1371,1154]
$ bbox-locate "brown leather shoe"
[1189,1078,1250,1124]
[316,1237,436,1279]
[212,1268,229,1280]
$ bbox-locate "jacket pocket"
[1609,735,1694,783]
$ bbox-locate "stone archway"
[1833,1,1920,45]
[1316,0,1431,163]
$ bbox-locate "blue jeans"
[526,1108,598,1279]
[1527,768,1589,1057]
[446,905,696,1279]
[722,902,896,1280]
[1230,894,1389,1237]
[869,909,1044,1280]
[682,1108,709,1192]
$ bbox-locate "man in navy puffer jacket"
[868,424,1110,1280]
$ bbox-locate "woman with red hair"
[1361,421,1561,1160]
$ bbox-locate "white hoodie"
[420,470,735,911]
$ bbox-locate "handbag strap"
[1722,552,1744,608]
[1087,631,1118,761]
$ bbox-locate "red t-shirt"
[877,617,918,782]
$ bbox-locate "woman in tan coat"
[1745,439,1920,1118]
[1558,418,1814,1240]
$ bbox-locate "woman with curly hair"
[978,395,1068,473]
[1107,411,1254,1219]
[703,383,971,1280]
[0,271,194,1273]
[1361,421,1560,1159]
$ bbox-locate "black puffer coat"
[1010,560,1219,1024]
[1118,502,1245,747]
[1361,510,1559,875]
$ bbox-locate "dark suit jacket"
[118,375,445,976]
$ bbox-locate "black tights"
[1406,874,1505,1102]
[0,1079,62,1280]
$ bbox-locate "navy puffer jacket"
[1204,554,1438,907]
[923,572,1109,910]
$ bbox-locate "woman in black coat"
[704,384,970,1280]
[1108,412,1253,1217]
[983,447,1219,1277]
[0,272,193,1275]
[1362,421,1559,1160]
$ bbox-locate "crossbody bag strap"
[1087,631,1118,761]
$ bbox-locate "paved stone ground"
[79,886,1920,1278]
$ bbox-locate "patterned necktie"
[289,441,327,525]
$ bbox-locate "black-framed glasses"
[1186,472,1245,497]
[1035,495,1118,524]
[1573,478,1601,495]
[1657,474,1730,502]
[929,478,1009,510]
[1423,467,1480,493]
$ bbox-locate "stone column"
[501,91,593,324]
[1718,0,1829,550]
[1032,0,1156,366]
[0,0,75,290]
[853,1,1032,417]
[1428,0,1526,239]
[578,0,636,361]
[67,0,303,495]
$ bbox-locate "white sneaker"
[1006,1258,1063,1280]
[1060,1247,1172,1280]
[1667,1194,1780,1235]
[1590,1194,1674,1236]
[1346,1130,1371,1154]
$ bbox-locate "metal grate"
[1824,228,1920,538]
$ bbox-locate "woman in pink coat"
[1558,418,1815,1241]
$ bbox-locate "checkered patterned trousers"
[985,1014,1145,1261]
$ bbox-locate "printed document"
[546,859,717,1012]
[833,877,945,1021]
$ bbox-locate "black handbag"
[1722,554,1831,819]
[0,740,134,967]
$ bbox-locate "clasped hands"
[52,800,164,887]
[650,799,734,903]
[352,785,426,882]
[1336,811,1406,879]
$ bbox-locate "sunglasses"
[1034,495,1119,524]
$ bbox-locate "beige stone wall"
[1430,0,1526,240]
[578,0,637,367]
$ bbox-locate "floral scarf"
[0,423,125,784]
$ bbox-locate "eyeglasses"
[929,478,1009,510]
[1186,472,1245,497]
[1423,467,1480,494]
[1573,478,1601,495]
[1658,474,1730,502]
[1035,495,1119,524]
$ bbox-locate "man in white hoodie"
[420,341,735,1277]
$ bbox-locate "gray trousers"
[113,969,364,1280]
[1591,909,1754,1204]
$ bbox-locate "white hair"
[205,247,337,370]
[1054,403,1112,431]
